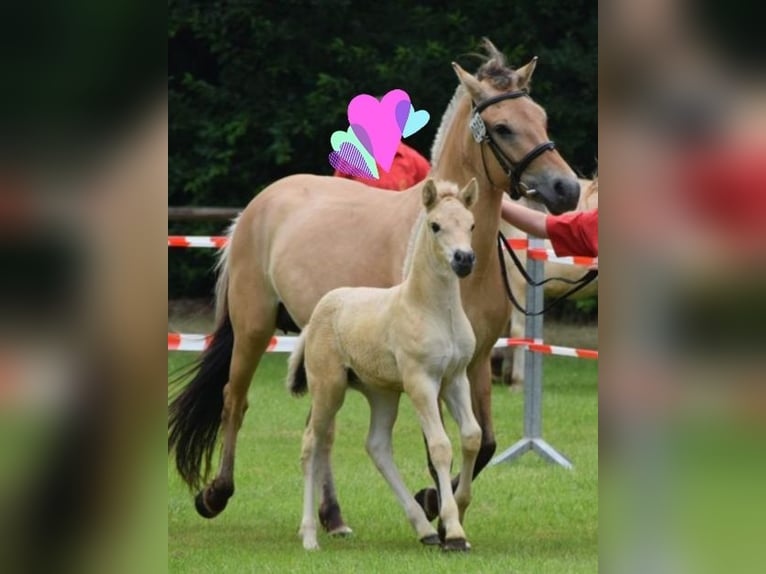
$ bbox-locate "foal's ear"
[516,56,538,90]
[422,179,438,210]
[452,62,486,103]
[459,178,479,209]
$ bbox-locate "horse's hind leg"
[317,419,352,536]
[195,299,276,518]
[300,360,346,550]
[363,388,439,545]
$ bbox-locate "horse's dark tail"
[286,330,308,396]
[168,313,234,490]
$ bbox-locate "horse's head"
[451,39,580,215]
[422,178,479,278]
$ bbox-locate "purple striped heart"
[329,142,376,179]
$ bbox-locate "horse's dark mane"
[476,59,519,91]
[473,38,524,91]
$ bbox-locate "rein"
[496,230,598,316]
[471,90,556,200]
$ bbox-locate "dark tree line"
[169,0,597,298]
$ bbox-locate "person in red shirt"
[333,141,430,191]
[501,197,598,260]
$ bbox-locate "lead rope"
[496,231,598,316]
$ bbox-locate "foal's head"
[422,178,479,278]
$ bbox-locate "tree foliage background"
[169,0,597,298]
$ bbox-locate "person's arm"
[500,197,549,238]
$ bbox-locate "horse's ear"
[422,179,438,210]
[516,56,538,90]
[459,178,479,209]
[452,62,486,103]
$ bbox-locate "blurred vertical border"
[600,0,766,572]
[0,1,166,573]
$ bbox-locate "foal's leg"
[363,388,439,545]
[406,374,467,549]
[299,355,347,550]
[442,373,482,525]
[317,419,352,536]
[415,355,497,522]
[195,324,273,517]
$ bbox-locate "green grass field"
[168,351,597,573]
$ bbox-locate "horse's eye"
[494,124,512,137]
[471,223,475,231]
[430,222,441,233]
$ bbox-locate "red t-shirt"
[333,142,430,191]
[545,208,598,257]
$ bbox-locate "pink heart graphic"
[347,90,410,172]
[329,142,375,179]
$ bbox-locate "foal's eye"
[430,222,441,233]
[471,223,475,231]
[493,124,513,137]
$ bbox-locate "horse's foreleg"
[415,356,496,522]
[442,373,482,526]
[363,389,439,545]
[195,331,270,518]
[468,355,497,476]
[407,376,468,550]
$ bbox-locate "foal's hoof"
[420,534,441,546]
[328,525,353,537]
[414,487,440,522]
[441,538,471,552]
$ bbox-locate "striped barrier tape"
[168,333,598,359]
[505,238,597,267]
[168,236,227,248]
[168,236,596,267]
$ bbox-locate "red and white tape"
[168,236,596,267]
[168,333,598,359]
[168,236,227,248]
[505,238,596,267]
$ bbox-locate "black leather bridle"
[470,90,556,200]
[471,90,597,315]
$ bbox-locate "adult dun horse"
[289,179,481,550]
[169,39,580,532]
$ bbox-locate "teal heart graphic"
[330,127,379,178]
[402,105,430,138]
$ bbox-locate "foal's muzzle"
[451,250,476,278]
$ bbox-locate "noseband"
[470,90,556,200]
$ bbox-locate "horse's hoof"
[441,537,470,552]
[414,487,440,522]
[194,490,222,519]
[420,534,441,546]
[437,519,446,542]
[328,525,353,537]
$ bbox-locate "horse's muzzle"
[451,250,475,278]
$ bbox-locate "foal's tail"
[286,330,308,396]
[168,217,238,490]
